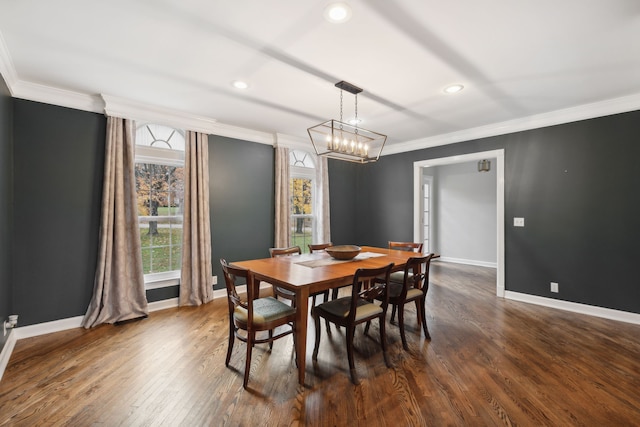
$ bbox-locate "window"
[135,124,185,287]
[290,150,316,253]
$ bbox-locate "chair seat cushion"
[316,296,382,322]
[389,270,413,283]
[388,282,423,300]
[234,296,296,325]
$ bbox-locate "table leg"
[296,287,309,386]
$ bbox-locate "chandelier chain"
[354,93,359,135]
[339,90,344,130]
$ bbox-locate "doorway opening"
[413,150,505,297]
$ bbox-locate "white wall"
[428,160,497,266]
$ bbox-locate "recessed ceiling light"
[324,2,352,23]
[444,84,464,94]
[232,80,249,90]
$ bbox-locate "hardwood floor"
[1,262,640,426]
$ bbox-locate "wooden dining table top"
[232,245,418,294]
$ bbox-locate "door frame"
[413,149,505,297]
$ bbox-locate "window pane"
[291,217,313,253]
[289,150,315,168]
[136,162,184,275]
[136,124,185,151]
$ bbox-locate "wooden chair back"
[389,241,423,253]
[308,243,333,253]
[269,246,302,257]
[398,254,435,299]
[348,263,394,323]
[220,259,254,324]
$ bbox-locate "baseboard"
[148,298,179,312]
[437,256,497,269]
[504,291,640,326]
[14,316,84,340]
[0,330,17,382]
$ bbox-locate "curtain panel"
[274,146,290,248]
[82,117,148,328]
[314,155,331,244]
[179,131,213,306]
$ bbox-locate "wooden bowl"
[326,245,361,260]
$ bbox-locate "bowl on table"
[325,245,361,260]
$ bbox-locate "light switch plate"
[514,217,525,227]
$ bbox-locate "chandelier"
[308,81,387,163]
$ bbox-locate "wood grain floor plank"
[1,262,640,425]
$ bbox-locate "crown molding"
[209,122,275,145]
[0,30,18,94]
[383,92,640,156]
[102,94,216,133]
[102,94,276,145]
[274,133,311,151]
[12,80,103,112]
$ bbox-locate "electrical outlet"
[550,282,559,293]
[212,275,217,285]
[514,217,525,227]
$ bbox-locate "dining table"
[232,245,425,386]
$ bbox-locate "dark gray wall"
[0,75,12,348]
[347,111,640,314]
[6,93,640,325]
[328,159,359,245]
[12,99,106,325]
[210,135,274,289]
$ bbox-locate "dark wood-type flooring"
[1,262,640,426]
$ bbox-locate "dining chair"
[388,241,424,285]
[220,259,297,389]
[381,253,435,350]
[308,243,333,304]
[388,241,423,252]
[269,246,303,303]
[311,263,394,385]
[308,242,333,253]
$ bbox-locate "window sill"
[144,273,180,290]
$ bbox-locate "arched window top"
[136,124,185,151]
[289,150,315,168]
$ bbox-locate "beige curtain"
[82,117,148,328]
[179,131,213,306]
[274,146,290,247]
[314,155,331,244]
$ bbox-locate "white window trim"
[135,145,184,166]
[144,272,180,290]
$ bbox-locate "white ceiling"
[1,0,640,152]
